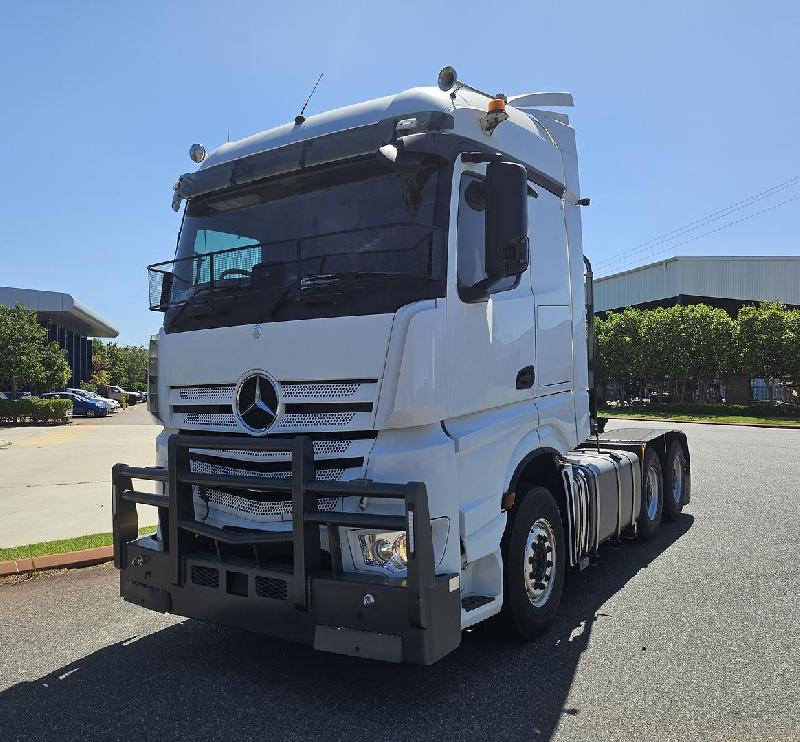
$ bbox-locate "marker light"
[488,96,506,112]
[189,143,206,163]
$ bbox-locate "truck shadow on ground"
[0,515,693,742]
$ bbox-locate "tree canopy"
[595,302,798,402]
[0,303,71,393]
[91,340,148,390]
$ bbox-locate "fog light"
[359,532,409,571]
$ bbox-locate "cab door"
[444,158,538,421]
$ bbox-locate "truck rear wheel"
[501,486,565,640]
[662,440,687,520]
[637,447,663,540]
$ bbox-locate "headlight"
[347,517,449,577]
[359,532,408,572]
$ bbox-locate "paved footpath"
[0,420,798,741]
[0,406,158,547]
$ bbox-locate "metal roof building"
[594,256,800,315]
[0,287,118,388]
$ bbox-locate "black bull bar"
[112,434,461,664]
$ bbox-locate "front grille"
[191,565,219,588]
[281,382,360,399]
[255,575,288,601]
[217,439,352,458]
[178,385,235,401]
[184,412,238,427]
[198,486,341,519]
[277,412,356,429]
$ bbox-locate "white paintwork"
[156,78,593,631]
[507,92,574,108]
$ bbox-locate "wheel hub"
[524,518,556,607]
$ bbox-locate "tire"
[662,441,687,520]
[638,447,663,540]
[84,408,95,418]
[501,486,566,640]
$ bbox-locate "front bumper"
[112,434,461,664]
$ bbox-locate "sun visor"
[171,112,455,211]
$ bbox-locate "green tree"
[37,341,71,391]
[737,302,794,401]
[0,303,69,394]
[596,308,644,401]
[92,339,148,388]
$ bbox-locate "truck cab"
[113,69,689,664]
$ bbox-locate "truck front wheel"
[501,486,566,640]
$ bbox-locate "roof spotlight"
[189,143,206,163]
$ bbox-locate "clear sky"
[1,1,798,344]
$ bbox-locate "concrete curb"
[0,546,113,577]
[604,415,800,430]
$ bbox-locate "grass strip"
[0,526,156,562]
[601,409,800,427]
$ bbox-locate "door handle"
[516,365,535,389]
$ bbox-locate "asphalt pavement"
[0,420,798,741]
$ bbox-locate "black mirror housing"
[485,161,529,280]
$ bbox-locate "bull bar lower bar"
[112,434,461,664]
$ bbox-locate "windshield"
[162,157,448,331]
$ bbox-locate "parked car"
[67,388,120,411]
[107,385,142,405]
[41,392,109,417]
[0,391,32,400]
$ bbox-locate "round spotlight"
[437,65,457,92]
[189,143,206,163]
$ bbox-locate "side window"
[456,173,517,298]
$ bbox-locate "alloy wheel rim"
[645,466,660,520]
[671,456,682,505]
[524,518,556,607]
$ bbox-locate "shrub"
[0,397,72,424]
[80,381,97,393]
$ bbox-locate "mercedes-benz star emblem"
[234,371,279,434]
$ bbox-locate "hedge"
[0,398,72,424]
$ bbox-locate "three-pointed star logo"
[235,372,279,434]
[242,376,276,418]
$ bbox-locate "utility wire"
[596,175,800,271]
[599,191,800,275]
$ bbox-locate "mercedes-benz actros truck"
[112,67,690,664]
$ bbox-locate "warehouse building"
[594,255,800,314]
[0,287,118,388]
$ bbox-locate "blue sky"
[1,1,798,344]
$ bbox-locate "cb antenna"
[295,72,324,126]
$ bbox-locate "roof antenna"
[294,72,324,126]
[226,127,230,143]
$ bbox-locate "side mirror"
[485,161,529,280]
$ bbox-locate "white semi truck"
[113,67,690,664]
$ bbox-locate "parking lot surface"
[1,420,798,741]
[0,405,158,547]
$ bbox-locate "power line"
[595,175,800,271]
[600,191,800,275]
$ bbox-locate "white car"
[68,388,120,411]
